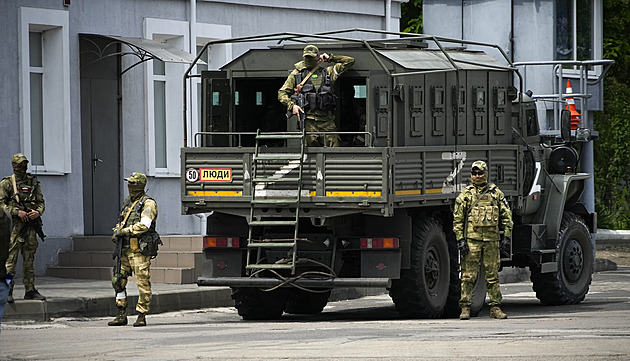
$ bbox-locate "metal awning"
[80,34,203,75]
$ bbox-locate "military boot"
[490,306,507,319]
[133,312,146,327]
[459,307,470,320]
[24,289,46,300]
[108,307,128,326]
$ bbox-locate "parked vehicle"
[181,30,611,319]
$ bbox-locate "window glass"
[153,59,165,76]
[556,0,593,61]
[354,85,366,98]
[154,80,167,168]
[29,32,42,67]
[30,73,44,165]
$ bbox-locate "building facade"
[0,0,406,275]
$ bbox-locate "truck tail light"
[360,237,399,249]
[203,236,240,248]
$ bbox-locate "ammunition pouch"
[138,231,162,258]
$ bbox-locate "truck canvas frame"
[181,29,612,320]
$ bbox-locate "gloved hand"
[500,236,511,257]
[457,238,469,257]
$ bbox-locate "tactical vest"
[4,175,41,213]
[122,194,160,257]
[291,67,336,111]
[467,185,500,228]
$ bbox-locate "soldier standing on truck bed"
[453,160,513,320]
[278,44,354,147]
[0,153,46,303]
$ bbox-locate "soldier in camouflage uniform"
[0,209,12,330]
[108,172,159,327]
[278,45,355,147]
[0,153,46,302]
[453,160,513,320]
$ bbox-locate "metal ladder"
[246,130,306,275]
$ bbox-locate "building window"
[556,0,594,61]
[153,60,167,168]
[19,8,71,174]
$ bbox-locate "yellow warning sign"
[200,168,232,182]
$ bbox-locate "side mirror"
[560,109,571,143]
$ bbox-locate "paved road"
[1,268,629,360]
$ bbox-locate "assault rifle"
[289,89,306,130]
[111,217,125,294]
[16,202,46,242]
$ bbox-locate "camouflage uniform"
[278,45,355,147]
[453,160,513,318]
[0,153,46,301]
[0,209,11,329]
[109,172,158,327]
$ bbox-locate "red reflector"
[203,237,240,248]
[360,237,399,249]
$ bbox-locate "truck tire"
[285,289,331,314]
[231,287,288,320]
[389,217,450,318]
[530,212,593,305]
[442,228,462,318]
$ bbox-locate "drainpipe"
[188,0,197,145]
[385,0,392,37]
[193,212,212,236]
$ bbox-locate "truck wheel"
[231,287,288,320]
[442,229,462,318]
[389,217,450,318]
[530,212,593,305]
[284,289,331,314]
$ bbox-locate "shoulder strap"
[122,199,141,226]
[296,63,321,91]
[10,175,20,203]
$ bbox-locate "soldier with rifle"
[0,153,46,302]
[108,172,161,327]
[278,45,354,147]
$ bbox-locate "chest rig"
[291,67,336,111]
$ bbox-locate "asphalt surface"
[2,230,627,323]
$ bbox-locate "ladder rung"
[249,220,297,227]
[256,134,304,140]
[247,242,296,248]
[253,177,301,183]
[252,198,299,204]
[246,264,294,270]
[255,154,302,161]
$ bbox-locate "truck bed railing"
[193,131,373,148]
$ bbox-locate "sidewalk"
[2,230,625,323]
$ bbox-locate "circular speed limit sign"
[186,168,200,182]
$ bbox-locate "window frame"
[19,7,71,175]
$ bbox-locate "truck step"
[256,133,304,140]
[251,198,299,204]
[246,264,294,270]
[249,220,297,227]
[252,177,301,183]
[254,153,302,161]
[247,242,296,248]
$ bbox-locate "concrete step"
[56,250,202,268]
[46,266,198,284]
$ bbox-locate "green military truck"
[181,30,610,319]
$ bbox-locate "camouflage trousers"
[5,226,38,292]
[305,118,340,147]
[115,247,152,314]
[459,238,502,308]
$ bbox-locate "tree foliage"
[594,0,630,229]
[401,0,423,33]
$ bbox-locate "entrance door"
[80,36,121,235]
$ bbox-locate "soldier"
[0,209,12,330]
[0,153,46,302]
[108,172,160,327]
[278,44,354,147]
[453,160,513,320]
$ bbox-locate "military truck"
[181,29,610,319]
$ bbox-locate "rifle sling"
[121,199,141,227]
[463,186,491,239]
[296,63,321,91]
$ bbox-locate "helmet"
[11,153,28,164]
[124,172,147,185]
[303,45,319,58]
